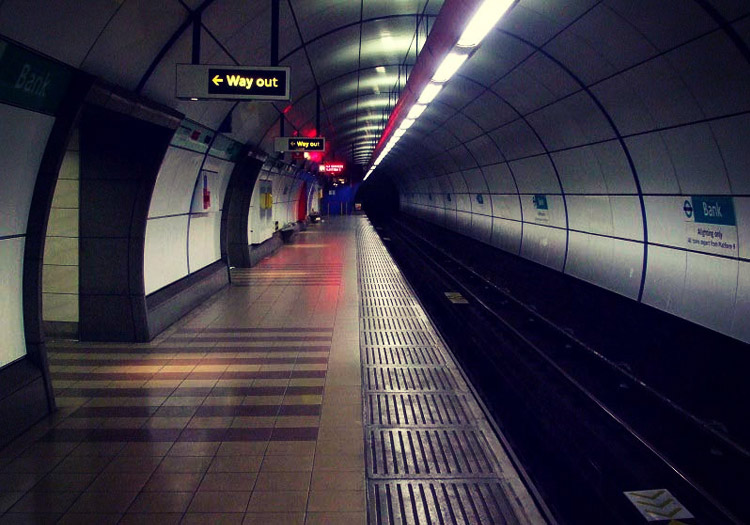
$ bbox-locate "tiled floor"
[0,217,365,524]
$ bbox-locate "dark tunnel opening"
[356,174,400,220]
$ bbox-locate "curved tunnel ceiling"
[0,0,444,167]
[2,1,746,173]
[372,0,750,184]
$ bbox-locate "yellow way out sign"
[176,64,290,101]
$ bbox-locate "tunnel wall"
[395,2,750,343]
[143,120,240,296]
[248,160,309,246]
[0,103,54,369]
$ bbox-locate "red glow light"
[307,151,323,163]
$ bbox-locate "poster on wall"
[532,194,549,224]
[682,195,738,257]
[191,170,216,213]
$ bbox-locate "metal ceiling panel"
[461,90,517,132]
[0,0,122,66]
[290,0,362,42]
[460,30,535,87]
[80,0,187,91]
[605,0,716,52]
[203,0,270,46]
[544,29,618,86]
[567,5,657,71]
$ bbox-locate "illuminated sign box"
[274,137,325,152]
[176,64,290,101]
[322,162,344,173]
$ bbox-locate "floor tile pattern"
[357,219,546,525]
[231,262,343,287]
[0,218,366,524]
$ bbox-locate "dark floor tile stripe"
[168,336,333,343]
[70,406,159,418]
[177,327,334,334]
[56,388,175,398]
[49,345,332,355]
[53,369,326,381]
[194,405,320,417]
[222,428,274,442]
[41,428,181,442]
[270,427,319,441]
[50,355,331,367]
[177,428,228,442]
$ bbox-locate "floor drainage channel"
[357,219,547,525]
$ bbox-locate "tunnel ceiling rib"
[48,0,444,167]
[370,0,750,182]
[224,0,442,166]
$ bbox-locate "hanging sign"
[175,64,290,101]
[322,162,345,173]
[274,137,325,152]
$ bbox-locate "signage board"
[532,194,549,223]
[682,195,738,256]
[0,38,73,114]
[176,64,290,101]
[322,162,344,173]
[274,137,325,152]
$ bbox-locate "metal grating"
[365,346,445,366]
[362,330,439,348]
[362,317,430,332]
[369,480,522,525]
[357,218,545,524]
[366,393,474,427]
[361,305,423,318]
[366,367,466,392]
[361,296,421,308]
[362,288,416,300]
[368,428,500,478]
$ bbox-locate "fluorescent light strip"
[407,104,426,119]
[432,52,468,83]
[368,0,515,173]
[399,118,415,130]
[418,82,443,104]
[457,0,514,48]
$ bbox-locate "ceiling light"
[190,97,199,101]
[394,129,405,137]
[418,82,443,104]
[375,66,386,74]
[457,0,515,48]
[433,52,468,83]
[407,104,426,119]
[399,118,415,130]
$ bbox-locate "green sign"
[689,196,735,226]
[533,194,548,210]
[0,38,73,114]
